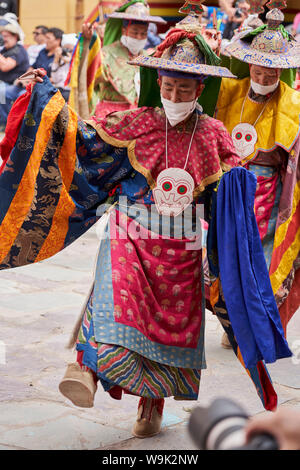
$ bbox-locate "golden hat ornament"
[107,1,166,24]
[179,0,207,15]
[225,2,300,69]
[129,34,236,78]
[129,1,236,79]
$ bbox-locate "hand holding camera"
[188,398,279,450]
[53,46,72,65]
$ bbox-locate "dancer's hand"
[82,22,93,40]
[18,68,47,86]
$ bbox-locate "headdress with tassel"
[128,0,235,79]
[225,0,300,69]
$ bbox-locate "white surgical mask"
[161,96,198,127]
[120,35,147,56]
[250,79,280,96]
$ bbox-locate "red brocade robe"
[0,78,291,409]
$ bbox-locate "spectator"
[0,21,29,129]
[222,0,250,40]
[50,33,77,102]
[32,27,64,77]
[145,23,161,50]
[205,6,227,34]
[0,0,17,16]
[27,25,48,65]
[0,12,24,44]
[219,0,236,19]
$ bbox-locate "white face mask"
[161,96,197,127]
[250,79,280,96]
[120,35,147,56]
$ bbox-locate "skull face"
[232,123,257,158]
[153,168,194,217]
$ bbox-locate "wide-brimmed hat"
[221,15,265,58]
[129,17,236,79]
[62,33,78,48]
[0,18,21,39]
[107,1,166,25]
[103,0,166,47]
[225,8,300,69]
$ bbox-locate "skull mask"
[231,123,257,158]
[153,168,195,217]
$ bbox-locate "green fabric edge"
[103,0,147,47]
[222,24,296,88]
[138,66,222,117]
[229,56,296,88]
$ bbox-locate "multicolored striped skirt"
[76,292,201,400]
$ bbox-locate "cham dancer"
[0,0,292,438]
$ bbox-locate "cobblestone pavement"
[0,225,299,450]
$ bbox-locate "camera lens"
[206,416,248,450]
[188,398,249,450]
[188,398,279,450]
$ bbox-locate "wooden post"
[98,1,105,24]
[75,0,85,32]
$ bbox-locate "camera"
[188,398,278,450]
[62,47,72,57]
[235,8,243,18]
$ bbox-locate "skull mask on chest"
[153,168,195,217]
[231,123,257,158]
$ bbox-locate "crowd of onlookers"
[0,13,77,130]
[0,1,299,130]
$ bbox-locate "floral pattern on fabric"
[95,40,140,106]
[93,107,240,196]
[249,164,282,269]
[110,209,203,349]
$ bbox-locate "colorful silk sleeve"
[206,167,292,411]
[0,86,32,174]
[68,33,102,119]
[216,167,292,369]
[269,140,300,333]
[0,77,134,269]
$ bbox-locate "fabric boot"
[59,362,97,408]
[132,397,164,438]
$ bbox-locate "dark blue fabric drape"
[216,167,292,369]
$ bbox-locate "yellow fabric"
[269,179,300,297]
[273,179,300,249]
[209,278,219,309]
[87,36,102,108]
[216,77,300,164]
[270,226,300,295]
[68,44,80,111]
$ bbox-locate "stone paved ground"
[0,225,299,451]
